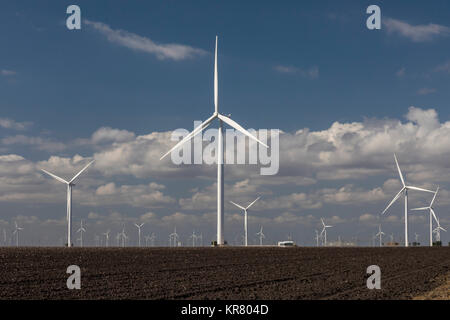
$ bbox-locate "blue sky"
[0,1,450,246]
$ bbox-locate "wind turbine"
[256,226,265,246]
[119,226,127,248]
[40,160,95,247]
[375,224,385,247]
[433,218,447,243]
[134,223,145,247]
[149,233,156,247]
[12,222,23,247]
[230,197,261,247]
[189,230,197,247]
[382,154,434,247]
[320,218,333,247]
[77,220,86,247]
[411,187,440,247]
[315,230,320,247]
[169,227,179,247]
[103,230,110,247]
[160,36,268,246]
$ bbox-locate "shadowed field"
[0,247,449,300]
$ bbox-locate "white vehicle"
[277,241,295,247]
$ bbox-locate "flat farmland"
[0,247,449,300]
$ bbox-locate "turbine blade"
[407,186,435,193]
[230,201,245,210]
[41,169,68,184]
[430,208,439,224]
[382,188,404,214]
[70,160,95,183]
[411,207,429,211]
[430,186,439,206]
[160,114,216,160]
[246,196,261,210]
[217,114,268,148]
[214,35,218,113]
[394,154,406,187]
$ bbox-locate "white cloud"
[2,135,65,152]
[384,18,450,42]
[1,70,16,76]
[274,65,319,79]
[85,20,207,61]
[0,118,31,130]
[417,87,437,95]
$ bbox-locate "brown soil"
[0,247,448,300]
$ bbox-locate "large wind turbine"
[411,187,439,247]
[375,224,385,247]
[230,197,261,247]
[134,223,145,247]
[320,218,333,246]
[41,160,95,247]
[12,222,23,247]
[382,154,434,247]
[103,230,110,247]
[160,37,268,246]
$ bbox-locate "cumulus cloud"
[384,18,450,42]
[85,20,207,61]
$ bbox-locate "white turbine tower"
[149,233,156,247]
[103,230,110,247]
[160,37,268,246]
[134,223,145,247]
[12,222,23,247]
[230,197,261,247]
[256,226,265,246]
[320,218,333,247]
[41,160,95,247]
[119,226,127,248]
[382,154,434,247]
[411,187,440,247]
[375,224,385,247]
[77,220,86,247]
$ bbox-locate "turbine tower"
[382,154,434,247]
[40,160,95,247]
[256,226,265,246]
[12,222,23,247]
[189,230,197,247]
[134,223,145,247]
[411,187,440,247]
[315,230,320,247]
[160,37,268,246]
[375,224,385,247]
[77,220,86,247]
[230,197,261,247]
[320,218,333,246]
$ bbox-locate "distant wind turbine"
[230,197,261,247]
[320,218,333,246]
[256,226,265,246]
[134,223,145,247]
[12,222,23,247]
[411,187,440,247]
[375,224,385,247]
[382,154,434,247]
[169,227,179,247]
[40,160,95,247]
[77,220,86,247]
[160,36,269,246]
